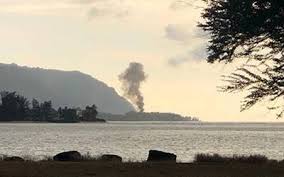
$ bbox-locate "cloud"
[165,24,208,44]
[165,23,209,66]
[170,0,205,10]
[0,0,130,19]
[168,45,208,67]
[73,0,130,19]
[0,1,82,14]
[168,56,190,67]
[165,24,191,43]
[73,0,97,4]
[88,5,129,19]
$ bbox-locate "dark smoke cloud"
[119,62,147,112]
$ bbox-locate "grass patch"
[0,153,279,165]
[0,154,8,161]
[194,153,271,164]
[40,155,54,162]
[81,152,100,161]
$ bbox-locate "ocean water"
[0,121,284,162]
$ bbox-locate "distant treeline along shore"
[0,91,101,123]
[0,91,199,122]
[99,112,199,121]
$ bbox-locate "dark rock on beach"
[53,151,82,161]
[3,156,24,161]
[147,150,177,162]
[100,154,123,162]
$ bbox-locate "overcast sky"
[0,0,278,122]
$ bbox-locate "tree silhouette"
[199,0,284,117]
[82,104,98,121]
[0,91,101,122]
[30,98,41,120]
[59,107,79,122]
[0,91,30,121]
[40,101,54,121]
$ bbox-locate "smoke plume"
[119,62,147,112]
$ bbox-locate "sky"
[0,0,279,122]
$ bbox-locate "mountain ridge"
[0,63,134,114]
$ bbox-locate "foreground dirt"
[0,161,284,177]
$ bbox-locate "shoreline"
[1,152,284,177]
[0,161,284,177]
[1,121,284,124]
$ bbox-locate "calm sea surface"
[1,121,284,162]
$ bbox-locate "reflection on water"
[0,122,284,162]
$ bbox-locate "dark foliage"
[99,111,199,121]
[81,105,98,121]
[0,91,99,122]
[0,91,30,121]
[199,0,284,117]
[199,0,284,63]
[58,107,79,122]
